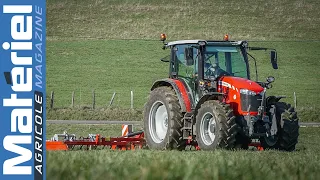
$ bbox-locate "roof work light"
[224,34,229,41]
[160,33,167,41]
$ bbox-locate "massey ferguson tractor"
[144,34,299,151]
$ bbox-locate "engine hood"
[218,76,264,93]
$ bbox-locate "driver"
[205,62,230,78]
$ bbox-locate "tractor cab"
[143,34,298,152]
[162,38,278,106]
[167,40,249,79]
[165,40,251,103]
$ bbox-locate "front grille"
[240,94,262,112]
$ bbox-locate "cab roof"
[166,40,245,47]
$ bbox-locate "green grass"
[46,108,143,121]
[46,126,320,180]
[47,0,320,41]
[46,40,320,121]
[46,0,320,122]
[47,39,166,109]
[46,0,320,179]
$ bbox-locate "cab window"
[174,44,197,78]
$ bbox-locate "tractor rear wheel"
[261,102,299,151]
[144,86,185,150]
[195,100,237,150]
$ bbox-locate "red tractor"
[144,34,299,151]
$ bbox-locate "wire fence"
[46,88,320,112]
[46,89,147,110]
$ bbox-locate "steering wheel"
[205,64,230,78]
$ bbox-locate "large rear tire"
[195,100,237,150]
[261,102,299,151]
[144,86,185,150]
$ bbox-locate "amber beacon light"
[224,34,229,41]
[160,33,167,41]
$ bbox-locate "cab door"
[172,44,198,106]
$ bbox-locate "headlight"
[240,89,257,96]
[198,41,206,46]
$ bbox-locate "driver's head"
[212,63,219,69]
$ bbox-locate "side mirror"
[184,47,194,66]
[270,50,278,69]
[266,76,275,83]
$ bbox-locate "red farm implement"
[46,125,145,151]
[46,124,264,151]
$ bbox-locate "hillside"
[47,0,320,41]
[46,0,320,121]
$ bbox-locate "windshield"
[204,46,248,79]
[172,44,249,80]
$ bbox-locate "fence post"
[50,91,54,109]
[92,89,95,109]
[131,90,134,109]
[294,92,297,109]
[109,92,116,107]
[71,91,75,108]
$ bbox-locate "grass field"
[47,0,320,41]
[46,0,320,121]
[46,125,320,180]
[46,0,320,179]
[46,39,320,121]
[46,0,320,180]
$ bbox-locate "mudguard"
[151,78,192,112]
[194,92,224,111]
[266,95,286,106]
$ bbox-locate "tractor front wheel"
[195,100,237,150]
[144,86,185,150]
[261,102,299,151]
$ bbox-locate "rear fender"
[194,92,224,113]
[151,79,192,112]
